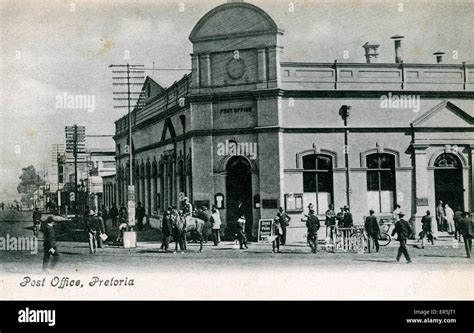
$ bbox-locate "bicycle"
[350,227,366,252]
[350,227,392,251]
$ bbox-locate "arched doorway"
[225,156,253,240]
[434,153,463,231]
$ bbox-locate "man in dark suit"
[306,209,320,253]
[364,210,380,253]
[453,207,464,241]
[85,210,99,254]
[135,202,146,231]
[236,201,248,249]
[161,207,173,251]
[391,212,412,263]
[42,216,59,271]
[109,204,119,227]
[419,210,434,248]
[459,212,473,259]
[343,205,353,228]
[32,208,42,237]
[278,207,291,245]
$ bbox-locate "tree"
[17,165,40,195]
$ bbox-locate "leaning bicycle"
[350,228,392,251]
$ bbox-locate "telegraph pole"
[73,124,78,215]
[66,125,85,218]
[110,63,144,243]
[110,63,145,185]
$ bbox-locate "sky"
[1,0,473,202]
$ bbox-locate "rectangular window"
[366,154,396,213]
[302,154,334,215]
[303,172,317,192]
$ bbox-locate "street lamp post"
[339,105,351,208]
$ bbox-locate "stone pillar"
[144,175,150,215]
[413,145,438,237]
[141,174,145,207]
[200,54,211,87]
[191,54,200,89]
[151,176,156,215]
[267,46,283,88]
[257,48,268,89]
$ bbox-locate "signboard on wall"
[258,219,274,242]
[214,193,224,209]
[262,199,278,209]
[416,197,428,206]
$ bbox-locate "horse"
[172,213,206,253]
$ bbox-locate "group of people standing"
[36,194,473,270]
[83,206,107,254]
[436,200,458,235]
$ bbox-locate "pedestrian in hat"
[419,210,434,248]
[85,210,99,254]
[306,209,320,253]
[392,204,401,223]
[32,207,42,237]
[459,212,473,258]
[210,205,222,246]
[343,205,353,228]
[272,213,283,253]
[436,200,445,231]
[325,204,336,240]
[41,216,59,271]
[278,207,291,245]
[135,202,146,231]
[97,209,107,248]
[364,210,380,253]
[109,203,119,227]
[391,211,412,263]
[236,201,248,249]
[161,207,173,251]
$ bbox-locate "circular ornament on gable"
[226,58,246,80]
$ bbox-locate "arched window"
[366,153,396,213]
[434,153,463,215]
[434,153,461,169]
[303,154,333,214]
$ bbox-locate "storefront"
[114,2,474,241]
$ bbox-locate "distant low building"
[102,173,117,211]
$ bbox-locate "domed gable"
[189,2,281,42]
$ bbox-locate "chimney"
[390,34,404,63]
[362,42,380,63]
[433,51,445,64]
